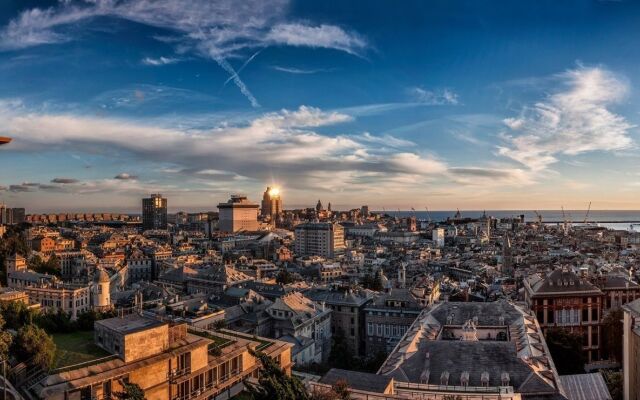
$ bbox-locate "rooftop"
[95,313,166,334]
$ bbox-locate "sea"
[379,210,640,232]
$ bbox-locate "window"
[367,323,374,336]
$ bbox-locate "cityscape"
[2,1,640,400]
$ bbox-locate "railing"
[170,369,241,400]
[395,381,514,394]
[50,354,120,375]
[168,366,192,380]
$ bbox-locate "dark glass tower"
[142,194,167,230]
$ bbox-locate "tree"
[276,269,295,285]
[309,379,350,400]
[246,351,309,400]
[36,310,75,333]
[0,300,34,329]
[328,329,356,370]
[544,328,585,375]
[114,382,146,400]
[602,309,624,362]
[371,271,383,291]
[602,370,622,400]
[12,324,56,370]
[30,255,61,277]
[0,314,13,362]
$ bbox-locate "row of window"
[366,322,408,338]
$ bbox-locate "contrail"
[223,49,263,87]
[214,55,261,108]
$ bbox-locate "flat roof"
[96,314,166,334]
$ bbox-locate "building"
[294,222,345,258]
[305,288,373,357]
[92,268,112,312]
[28,313,293,400]
[260,186,283,221]
[432,228,445,247]
[218,195,259,233]
[364,288,423,355]
[524,268,604,362]
[0,205,25,225]
[376,301,566,399]
[142,194,168,231]
[623,299,640,400]
[265,291,332,365]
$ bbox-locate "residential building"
[524,267,604,362]
[28,313,293,400]
[305,288,373,357]
[294,222,345,258]
[623,299,640,400]
[364,288,423,355]
[266,291,332,365]
[218,195,259,233]
[142,194,168,231]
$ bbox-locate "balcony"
[171,369,242,400]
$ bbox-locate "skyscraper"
[261,186,283,220]
[142,194,167,230]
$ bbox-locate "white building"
[432,227,445,247]
[294,222,345,258]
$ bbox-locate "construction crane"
[534,210,543,224]
[425,206,433,224]
[561,206,572,235]
[583,201,592,224]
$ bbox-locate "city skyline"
[1,0,640,212]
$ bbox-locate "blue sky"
[0,0,639,212]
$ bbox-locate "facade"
[524,268,604,362]
[364,289,423,355]
[623,299,640,400]
[377,301,565,399]
[142,194,168,231]
[294,222,345,258]
[432,228,445,248]
[0,205,26,225]
[260,186,283,221]
[305,288,372,357]
[265,291,332,365]
[29,313,294,400]
[217,195,259,233]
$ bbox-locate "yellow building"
[29,313,292,400]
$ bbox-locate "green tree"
[603,309,624,362]
[276,269,295,285]
[36,310,75,333]
[31,254,61,277]
[114,382,146,400]
[12,324,56,370]
[328,329,356,370]
[602,370,622,400]
[0,314,13,361]
[246,351,309,400]
[371,271,383,291]
[0,300,34,329]
[544,328,586,374]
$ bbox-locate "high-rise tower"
[142,194,167,230]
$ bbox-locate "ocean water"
[380,210,640,231]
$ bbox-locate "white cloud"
[0,0,368,107]
[498,66,634,172]
[266,24,367,56]
[142,56,181,66]
[271,66,329,74]
[408,87,459,105]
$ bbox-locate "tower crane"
[583,201,592,224]
[425,206,433,224]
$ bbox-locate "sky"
[0,0,640,213]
